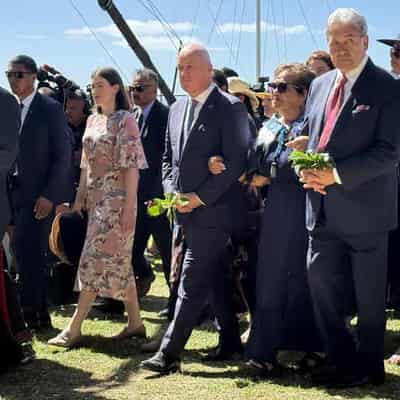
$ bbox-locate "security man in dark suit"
[300,9,400,387]
[130,69,172,298]
[141,43,250,373]
[6,55,72,330]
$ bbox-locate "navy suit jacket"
[162,87,250,229]
[0,87,19,233]
[305,59,400,235]
[13,92,72,209]
[133,100,169,202]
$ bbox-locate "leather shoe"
[136,272,156,298]
[140,352,181,374]
[202,345,243,362]
[112,325,146,340]
[311,365,385,388]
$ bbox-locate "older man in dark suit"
[6,55,72,330]
[141,43,250,373]
[300,9,400,387]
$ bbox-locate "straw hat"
[227,77,259,113]
[377,34,400,47]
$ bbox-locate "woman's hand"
[121,206,135,235]
[286,135,309,152]
[208,156,226,175]
[250,174,271,188]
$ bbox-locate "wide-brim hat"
[49,211,88,265]
[227,77,259,113]
[377,34,400,47]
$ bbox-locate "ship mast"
[256,0,261,81]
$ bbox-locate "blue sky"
[0,0,398,94]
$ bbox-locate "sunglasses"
[129,84,152,93]
[268,81,303,94]
[5,71,32,79]
[391,47,400,58]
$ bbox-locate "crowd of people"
[1,6,400,390]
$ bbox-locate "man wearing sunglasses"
[378,34,400,79]
[300,9,400,387]
[6,55,72,331]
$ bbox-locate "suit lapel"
[315,71,337,137]
[20,93,39,140]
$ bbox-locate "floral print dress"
[75,110,148,301]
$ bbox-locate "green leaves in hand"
[289,150,334,170]
[147,193,190,224]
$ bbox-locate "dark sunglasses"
[268,81,303,94]
[391,47,400,58]
[129,84,152,93]
[5,71,32,79]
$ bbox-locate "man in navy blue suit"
[6,55,72,330]
[141,43,250,373]
[300,9,400,387]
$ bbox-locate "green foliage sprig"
[289,150,334,170]
[147,193,189,224]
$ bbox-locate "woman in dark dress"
[244,63,321,375]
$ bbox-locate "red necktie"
[317,75,348,152]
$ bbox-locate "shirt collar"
[391,71,400,79]
[191,83,216,105]
[141,99,155,121]
[337,55,369,85]
[19,90,36,109]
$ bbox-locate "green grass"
[1,267,400,400]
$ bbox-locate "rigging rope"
[235,0,246,68]
[67,0,129,82]
[206,0,224,44]
[297,0,320,49]
[229,0,239,65]
[281,0,288,62]
[270,0,282,62]
[190,0,201,39]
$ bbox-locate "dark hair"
[242,95,255,118]
[274,63,316,93]
[9,54,38,74]
[135,68,159,85]
[306,50,335,70]
[212,69,228,90]
[91,67,130,111]
[221,67,239,78]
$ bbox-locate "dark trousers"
[160,222,241,358]
[0,316,23,374]
[4,270,26,333]
[307,227,388,377]
[13,206,52,313]
[132,200,172,284]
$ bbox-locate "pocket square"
[352,104,370,114]
[198,124,206,133]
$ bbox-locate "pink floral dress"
[75,110,147,300]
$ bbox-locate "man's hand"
[177,192,203,214]
[55,203,70,215]
[34,196,53,219]
[250,174,271,188]
[208,156,226,175]
[299,168,336,195]
[286,135,309,152]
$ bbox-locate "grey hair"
[135,68,159,85]
[327,8,368,36]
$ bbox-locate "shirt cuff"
[195,193,206,206]
[333,167,342,185]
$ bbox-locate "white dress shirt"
[326,56,369,184]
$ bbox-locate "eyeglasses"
[5,71,32,79]
[128,84,152,93]
[268,81,303,94]
[391,47,400,58]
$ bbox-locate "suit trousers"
[160,220,240,358]
[132,200,172,284]
[307,226,388,377]
[13,206,52,313]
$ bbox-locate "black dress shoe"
[140,352,181,374]
[136,272,156,298]
[202,345,243,362]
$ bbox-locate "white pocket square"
[198,124,206,132]
[352,104,370,114]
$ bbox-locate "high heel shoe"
[112,325,146,340]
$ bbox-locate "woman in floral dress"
[49,67,148,347]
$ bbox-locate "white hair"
[327,8,368,36]
[179,41,212,65]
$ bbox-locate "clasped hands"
[176,192,203,214]
[299,168,336,195]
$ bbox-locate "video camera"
[251,76,269,93]
[37,65,91,108]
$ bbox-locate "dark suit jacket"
[0,87,19,234]
[305,59,400,235]
[133,100,169,202]
[13,92,72,209]
[162,86,250,229]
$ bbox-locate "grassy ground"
[1,266,400,400]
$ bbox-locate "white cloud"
[16,34,47,40]
[65,19,195,39]
[218,21,307,35]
